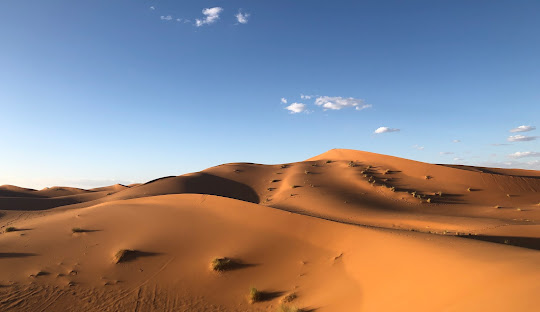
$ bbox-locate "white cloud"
[280,98,287,104]
[491,143,511,146]
[452,139,461,143]
[285,103,307,114]
[453,157,463,161]
[176,18,182,22]
[160,15,173,21]
[507,135,538,142]
[196,7,223,27]
[236,11,249,24]
[412,145,424,151]
[301,94,312,100]
[508,151,540,158]
[150,6,155,10]
[476,160,540,170]
[510,125,536,133]
[440,152,454,155]
[374,127,400,134]
[315,96,370,111]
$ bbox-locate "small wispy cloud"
[412,145,424,150]
[285,103,307,114]
[236,11,249,24]
[507,135,538,142]
[150,6,155,10]
[160,15,173,21]
[491,143,511,146]
[508,151,540,158]
[440,152,454,155]
[452,139,461,143]
[196,7,223,27]
[510,125,536,133]
[315,96,371,111]
[280,98,288,104]
[301,94,313,100]
[374,127,400,134]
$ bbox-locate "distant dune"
[1,149,539,311]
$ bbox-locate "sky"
[1,0,539,189]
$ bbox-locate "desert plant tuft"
[113,249,137,264]
[348,161,356,167]
[516,208,522,211]
[276,304,301,312]
[281,292,297,303]
[506,194,511,198]
[304,170,310,174]
[425,175,431,180]
[280,164,289,169]
[325,160,332,163]
[467,187,472,192]
[426,198,432,203]
[390,186,396,192]
[248,287,262,304]
[383,169,390,174]
[291,185,300,188]
[495,205,501,209]
[436,191,443,196]
[211,257,233,271]
[5,227,16,232]
[71,227,85,233]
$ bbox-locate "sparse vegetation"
[426,198,431,203]
[71,227,85,233]
[276,304,301,312]
[271,179,280,183]
[383,169,390,174]
[516,208,522,211]
[291,185,300,188]
[325,160,332,163]
[304,170,310,174]
[436,191,443,196]
[467,187,472,192]
[425,175,431,179]
[281,292,297,303]
[348,161,356,167]
[5,227,16,232]
[248,287,262,304]
[495,205,501,209]
[211,257,233,271]
[506,194,511,198]
[390,186,396,192]
[280,164,288,169]
[411,191,417,197]
[113,249,136,264]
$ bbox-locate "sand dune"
[1,149,539,311]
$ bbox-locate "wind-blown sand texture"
[1,149,539,311]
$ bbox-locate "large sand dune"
[1,149,539,311]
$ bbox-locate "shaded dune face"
[111,172,260,204]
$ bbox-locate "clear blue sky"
[1,0,539,189]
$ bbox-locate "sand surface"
[1,149,539,311]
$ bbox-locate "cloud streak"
[236,11,249,24]
[196,7,223,27]
[510,125,536,133]
[315,96,371,111]
[285,103,307,114]
[507,135,538,142]
[508,151,540,158]
[374,127,400,134]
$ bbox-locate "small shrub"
[383,169,390,174]
[304,170,310,174]
[248,287,262,304]
[390,186,395,192]
[325,160,332,164]
[291,185,300,188]
[211,257,233,271]
[506,194,511,198]
[280,164,288,169]
[271,179,280,183]
[276,304,301,312]
[426,198,431,203]
[5,227,16,232]
[425,175,431,180]
[411,191,417,196]
[113,249,137,264]
[467,187,472,192]
[348,161,356,167]
[281,292,297,303]
[72,228,85,233]
[495,205,501,209]
[436,191,443,196]
[516,208,522,211]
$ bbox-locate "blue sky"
[1,0,539,189]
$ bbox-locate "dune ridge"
[1,149,539,311]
